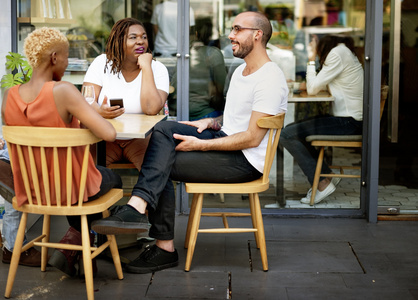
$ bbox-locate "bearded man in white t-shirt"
[92,11,288,274]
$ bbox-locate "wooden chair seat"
[186,178,269,194]
[306,135,362,142]
[107,162,136,169]
[14,188,122,216]
[3,126,124,300]
[184,113,285,272]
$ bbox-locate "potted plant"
[1,52,32,89]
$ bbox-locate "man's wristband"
[307,61,315,66]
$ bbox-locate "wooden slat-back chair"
[305,85,389,205]
[3,126,124,300]
[184,113,286,272]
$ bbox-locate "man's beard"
[233,37,254,59]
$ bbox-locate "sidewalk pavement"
[1,215,418,299]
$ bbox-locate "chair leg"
[80,215,94,300]
[41,214,51,271]
[185,193,204,272]
[253,193,268,271]
[5,212,28,298]
[107,233,124,280]
[249,194,259,249]
[310,146,325,205]
[184,193,198,249]
[102,209,123,279]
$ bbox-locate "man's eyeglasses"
[230,25,261,35]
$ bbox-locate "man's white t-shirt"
[222,62,288,173]
[83,54,169,114]
[151,0,195,56]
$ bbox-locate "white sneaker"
[331,177,342,188]
[300,188,313,203]
[264,202,280,208]
[300,182,336,204]
[300,177,340,202]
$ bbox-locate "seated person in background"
[151,0,195,57]
[92,11,288,274]
[2,27,122,277]
[169,16,226,125]
[267,34,363,207]
[83,18,169,171]
[0,138,42,267]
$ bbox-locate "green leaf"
[3,52,32,86]
[1,74,16,88]
[25,67,33,82]
[5,52,26,72]
[0,73,25,88]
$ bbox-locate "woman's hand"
[179,118,212,133]
[98,96,125,119]
[308,34,318,61]
[137,53,153,70]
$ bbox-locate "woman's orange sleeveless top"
[5,82,102,206]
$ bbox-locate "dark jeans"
[67,165,122,232]
[280,115,362,185]
[132,121,262,240]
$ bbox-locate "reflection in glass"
[169,16,226,121]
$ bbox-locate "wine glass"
[81,86,95,105]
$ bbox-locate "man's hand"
[99,96,125,119]
[179,118,211,133]
[174,134,203,151]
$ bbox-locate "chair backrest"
[257,113,286,184]
[2,126,102,207]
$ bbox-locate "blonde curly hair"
[24,27,69,68]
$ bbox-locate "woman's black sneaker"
[125,244,178,274]
[91,205,150,235]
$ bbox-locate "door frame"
[361,0,383,223]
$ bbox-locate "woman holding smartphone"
[83,18,170,171]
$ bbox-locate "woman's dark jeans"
[280,115,362,185]
[131,121,262,240]
[67,165,123,232]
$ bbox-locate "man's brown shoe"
[2,247,42,267]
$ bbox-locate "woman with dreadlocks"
[83,18,170,171]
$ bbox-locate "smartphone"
[109,98,124,108]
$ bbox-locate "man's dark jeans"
[131,121,262,240]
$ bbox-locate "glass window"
[15,0,367,212]
[178,0,366,210]
[378,0,418,215]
